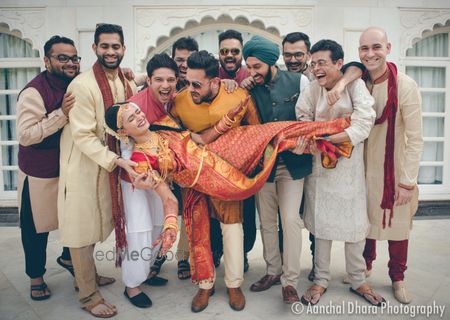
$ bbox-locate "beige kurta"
[16,87,68,233]
[365,71,423,241]
[58,68,136,248]
[296,79,375,242]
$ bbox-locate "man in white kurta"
[359,27,423,304]
[295,39,383,306]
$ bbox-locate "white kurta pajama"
[120,142,164,288]
[296,78,375,289]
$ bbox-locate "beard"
[97,54,123,70]
[220,57,241,78]
[286,61,304,72]
[49,64,79,82]
[263,67,272,84]
[191,89,214,105]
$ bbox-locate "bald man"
[358,27,423,304]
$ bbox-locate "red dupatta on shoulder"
[93,61,134,265]
[363,62,398,228]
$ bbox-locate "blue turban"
[243,35,280,66]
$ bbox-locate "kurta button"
[272,102,276,106]
[273,118,278,121]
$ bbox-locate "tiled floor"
[0,219,449,319]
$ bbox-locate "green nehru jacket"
[250,68,312,182]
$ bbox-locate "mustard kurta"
[171,85,258,132]
[365,71,423,241]
[58,68,136,247]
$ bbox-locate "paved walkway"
[1,218,449,320]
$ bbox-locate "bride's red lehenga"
[129,115,353,284]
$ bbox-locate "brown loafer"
[282,285,300,304]
[227,287,245,311]
[250,274,281,292]
[191,287,215,313]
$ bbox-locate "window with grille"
[0,33,41,203]
[405,28,450,200]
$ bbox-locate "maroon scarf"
[364,62,398,228]
[93,61,133,265]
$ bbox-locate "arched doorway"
[134,7,314,72]
[139,22,282,71]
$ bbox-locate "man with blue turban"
[243,35,312,304]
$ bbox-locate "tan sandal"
[75,275,115,291]
[350,283,386,307]
[83,299,117,318]
[301,284,327,305]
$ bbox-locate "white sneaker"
[342,269,371,284]
[393,281,412,304]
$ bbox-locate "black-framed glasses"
[219,48,241,56]
[95,23,123,31]
[50,54,81,64]
[282,51,306,60]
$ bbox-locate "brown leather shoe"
[227,287,245,311]
[282,285,300,304]
[191,287,215,313]
[250,274,281,292]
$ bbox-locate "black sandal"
[56,256,74,277]
[150,255,166,276]
[177,260,191,280]
[30,282,51,301]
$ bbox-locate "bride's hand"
[153,228,177,255]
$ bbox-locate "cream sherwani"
[365,72,423,241]
[58,69,136,248]
[58,67,136,307]
[296,78,375,289]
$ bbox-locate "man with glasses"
[295,39,385,307]
[218,30,250,85]
[282,32,314,81]
[170,50,259,313]
[211,29,255,274]
[17,35,80,302]
[58,23,137,318]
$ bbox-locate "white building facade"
[1,0,450,206]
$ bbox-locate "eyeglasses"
[185,79,212,90]
[219,48,241,56]
[282,51,306,60]
[50,54,81,64]
[309,59,331,69]
[95,23,123,31]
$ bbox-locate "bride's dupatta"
[152,115,352,284]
